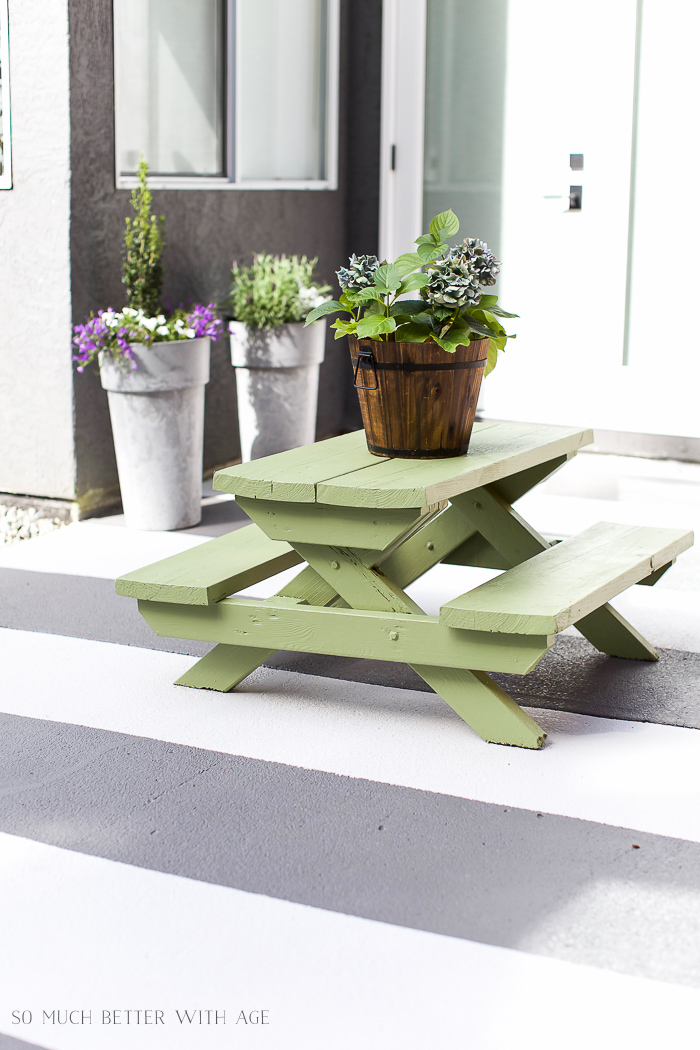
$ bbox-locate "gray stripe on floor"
[0,1034,50,1050]
[3,711,700,988]
[3,567,700,729]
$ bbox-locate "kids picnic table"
[117,422,694,749]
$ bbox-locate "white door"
[381,0,700,439]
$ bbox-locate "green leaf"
[355,314,397,339]
[478,294,498,308]
[460,314,497,340]
[484,338,500,376]
[393,252,425,276]
[470,309,505,337]
[416,242,443,263]
[415,234,434,246]
[373,263,402,292]
[487,304,519,319]
[353,287,386,303]
[389,299,428,317]
[436,320,472,353]
[429,209,460,240]
[331,318,358,335]
[394,321,433,343]
[398,272,429,295]
[304,300,344,325]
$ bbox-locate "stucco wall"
[0,0,75,500]
[68,0,381,510]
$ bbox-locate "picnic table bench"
[117,422,694,749]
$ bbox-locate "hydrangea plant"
[73,304,223,373]
[305,210,516,374]
[226,253,331,330]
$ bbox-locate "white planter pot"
[100,338,210,530]
[229,321,326,462]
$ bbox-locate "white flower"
[298,285,328,315]
[123,308,137,318]
[102,310,120,328]
[142,316,159,332]
[156,314,166,325]
[174,318,185,328]
[183,328,196,338]
[156,325,169,335]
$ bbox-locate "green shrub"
[227,254,331,329]
[121,160,165,316]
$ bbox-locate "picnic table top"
[213,421,594,510]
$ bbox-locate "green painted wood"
[489,454,571,506]
[175,644,274,690]
[443,532,510,570]
[115,524,302,605]
[315,423,593,509]
[213,430,375,503]
[293,543,425,615]
[174,564,339,692]
[412,664,547,749]
[451,486,549,564]
[236,495,427,552]
[636,561,674,586]
[139,598,553,674]
[448,483,668,657]
[575,603,659,661]
[379,503,477,585]
[442,458,572,570]
[440,522,694,635]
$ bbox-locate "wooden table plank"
[440,522,694,634]
[213,430,375,503]
[116,524,302,606]
[316,423,593,509]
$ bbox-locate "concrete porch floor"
[1,449,700,1049]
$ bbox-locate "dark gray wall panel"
[67,0,383,506]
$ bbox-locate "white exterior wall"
[0,0,74,499]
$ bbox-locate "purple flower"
[186,302,224,340]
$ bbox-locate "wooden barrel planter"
[348,336,489,459]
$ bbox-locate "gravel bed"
[1,505,67,546]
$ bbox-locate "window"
[0,0,12,190]
[113,0,339,190]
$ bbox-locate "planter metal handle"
[353,348,379,390]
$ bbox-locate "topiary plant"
[121,159,165,317]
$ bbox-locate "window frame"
[113,0,340,191]
[0,0,12,190]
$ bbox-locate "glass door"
[382,0,700,439]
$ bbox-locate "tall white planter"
[100,339,210,530]
[229,321,326,462]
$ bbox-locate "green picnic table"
[117,422,694,749]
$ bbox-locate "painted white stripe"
[0,522,208,579]
[0,833,698,1050]
[2,628,700,843]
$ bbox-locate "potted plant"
[305,210,517,459]
[73,161,222,530]
[225,253,331,461]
